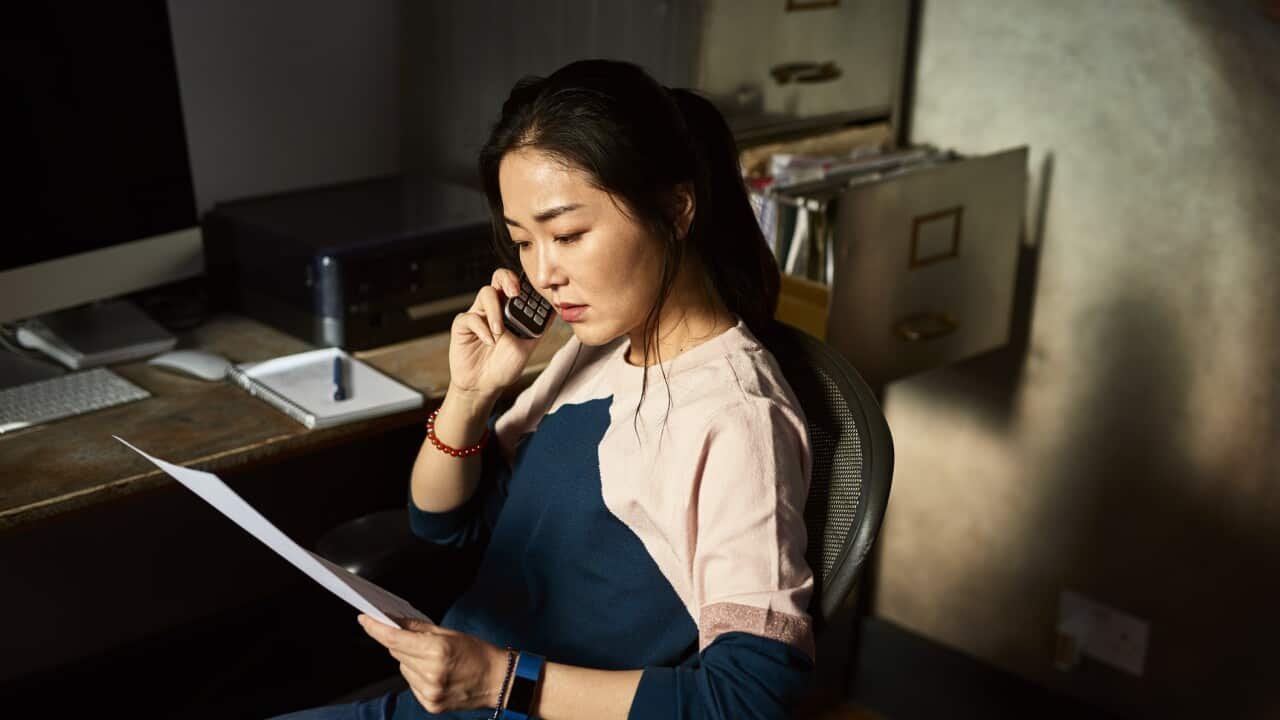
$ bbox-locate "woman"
[279,59,814,720]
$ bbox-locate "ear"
[670,182,696,240]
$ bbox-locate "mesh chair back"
[756,321,894,629]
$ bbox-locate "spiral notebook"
[229,347,423,429]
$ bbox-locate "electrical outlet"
[1057,590,1150,676]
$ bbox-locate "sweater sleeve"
[407,413,512,548]
[407,334,587,548]
[630,632,813,720]
[629,396,816,720]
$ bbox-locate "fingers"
[358,614,404,649]
[408,681,446,716]
[491,268,521,298]
[459,281,510,346]
[452,310,496,347]
[370,622,498,716]
[473,285,506,339]
[360,616,453,714]
[400,660,432,688]
[395,648,450,714]
[359,614,431,651]
[360,615,444,659]
[403,618,438,633]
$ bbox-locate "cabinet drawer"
[776,147,1028,386]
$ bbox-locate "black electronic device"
[5,1,201,325]
[202,176,498,351]
[502,274,555,339]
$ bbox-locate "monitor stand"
[15,299,177,371]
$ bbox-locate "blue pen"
[332,355,347,401]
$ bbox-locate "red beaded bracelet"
[425,407,490,457]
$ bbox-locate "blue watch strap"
[502,652,545,720]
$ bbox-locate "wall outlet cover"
[1057,590,1150,676]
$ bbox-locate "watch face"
[506,652,545,715]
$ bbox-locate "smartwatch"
[502,651,545,720]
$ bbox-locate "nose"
[526,241,566,295]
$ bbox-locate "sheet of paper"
[115,436,432,629]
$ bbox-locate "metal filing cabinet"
[695,0,1029,386]
[777,148,1030,386]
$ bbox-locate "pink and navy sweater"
[398,319,815,720]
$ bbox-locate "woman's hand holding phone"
[447,268,542,404]
[413,268,541,511]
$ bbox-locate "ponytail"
[667,88,780,334]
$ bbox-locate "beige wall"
[696,0,907,118]
[875,1,1280,717]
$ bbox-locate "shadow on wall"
[1153,3,1280,718]
[1031,289,1193,718]
[879,1,1280,715]
[1039,289,1279,719]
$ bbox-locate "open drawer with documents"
[761,146,1029,387]
[693,1,1028,387]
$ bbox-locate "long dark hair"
[479,59,780,420]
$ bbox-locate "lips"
[555,303,588,322]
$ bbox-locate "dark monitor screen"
[9,1,197,273]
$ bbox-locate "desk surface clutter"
[0,313,572,532]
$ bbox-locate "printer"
[202,176,498,351]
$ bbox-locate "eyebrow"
[503,203,584,230]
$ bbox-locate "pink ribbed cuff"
[699,602,815,659]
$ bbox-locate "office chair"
[753,319,895,712]
[317,320,894,711]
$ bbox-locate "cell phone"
[502,274,555,339]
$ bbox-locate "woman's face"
[498,148,666,348]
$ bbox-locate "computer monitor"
[1,2,202,325]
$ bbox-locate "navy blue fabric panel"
[408,415,512,549]
[268,691,397,720]
[389,694,489,720]
[628,632,814,720]
[440,397,697,670]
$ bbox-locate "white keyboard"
[0,367,151,434]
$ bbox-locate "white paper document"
[115,436,431,629]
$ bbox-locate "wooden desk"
[0,313,571,686]
[0,313,572,532]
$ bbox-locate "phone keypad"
[503,276,554,338]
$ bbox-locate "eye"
[512,240,531,252]
[554,233,583,244]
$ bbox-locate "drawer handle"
[894,312,958,342]
[770,61,842,84]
